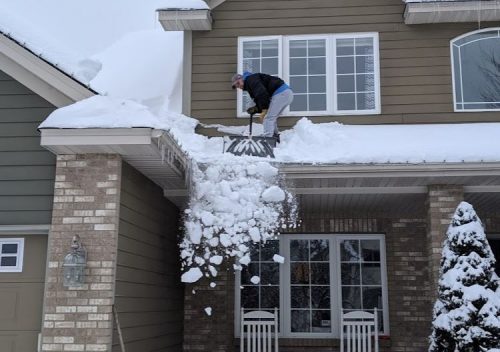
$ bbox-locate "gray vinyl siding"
[114,162,184,352]
[0,70,56,225]
[191,0,500,128]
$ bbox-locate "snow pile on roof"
[158,0,209,10]
[180,160,297,283]
[0,3,101,85]
[89,30,183,113]
[430,202,500,351]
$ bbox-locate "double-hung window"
[0,238,24,272]
[237,33,380,117]
[236,234,389,338]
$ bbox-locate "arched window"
[451,28,500,111]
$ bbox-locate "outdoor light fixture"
[62,235,86,287]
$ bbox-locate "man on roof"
[232,71,293,142]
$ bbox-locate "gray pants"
[263,88,294,137]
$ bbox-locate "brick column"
[41,154,122,352]
[426,185,463,297]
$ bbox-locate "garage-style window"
[236,234,389,338]
[451,28,500,111]
[0,238,24,272]
[237,33,380,117]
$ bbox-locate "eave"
[404,1,500,24]
[40,128,191,207]
[0,32,94,107]
[157,9,213,31]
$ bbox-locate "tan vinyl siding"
[191,0,500,128]
[0,70,56,225]
[113,162,183,352]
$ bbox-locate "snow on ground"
[158,0,209,9]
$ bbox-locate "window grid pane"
[290,239,331,333]
[241,241,280,329]
[340,239,384,332]
[242,39,279,114]
[452,30,500,111]
[336,37,376,111]
[289,39,327,112]
[0,241,22,271]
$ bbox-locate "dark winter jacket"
[243,73,285,112]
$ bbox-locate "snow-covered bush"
[429,201,500,352]
[180,160,297,283]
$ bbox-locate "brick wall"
[40,154,122,352]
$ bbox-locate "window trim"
[450,27,500,113]
[235,234,389,339]
[236,33,381,118]
[0,238,25,273]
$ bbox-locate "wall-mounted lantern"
[62,235,86,287]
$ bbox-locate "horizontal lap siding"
[114,162,183,352]
[191,0,500,128]
[0,70,56,225]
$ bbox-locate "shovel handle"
[249,113,254,136]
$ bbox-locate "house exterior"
[2,1,500,352]
[156,0,500,351]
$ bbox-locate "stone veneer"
[40,154,122,352]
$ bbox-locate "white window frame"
[0,238,25,273]
[237,36,283,118]
[236,33,381,118]
[451,27,500,113]
[235,234,389,339]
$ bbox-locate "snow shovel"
[224,112,277,158]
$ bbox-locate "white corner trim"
[0,225,50,235]
[0,34,94,107]
[205,0,226,9]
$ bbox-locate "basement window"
[0,238,24,272]
[451,28,500,112]
[237,33,381,117]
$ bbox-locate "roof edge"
[0,32,95,107]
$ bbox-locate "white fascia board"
[404,1,500,24]
[0,34,94,107]
[0,224,50,235]
[280,162,500,179]
[158,9,212,31]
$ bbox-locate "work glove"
[246,106,259,115]
[259,109,268,122]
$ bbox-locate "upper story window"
[451,28,500,112]
[0,238,24,272]
[237,33,381,117]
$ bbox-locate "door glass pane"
[309,94,327,111]
[309,39,326,56]
[290,40,307,57]
[289,238,331,333]
[356,93,376,110]
[262,58,279,75]
[338,93,356,111]
[309,76,326,94]
[290,76,307,94]
[337,57,354,74]
[337,38,354,56]
[243,41,260,58]
[262,40,279,57]
[290,58,307,75]
[338,75,355,93]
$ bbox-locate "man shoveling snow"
[232,71,293,143]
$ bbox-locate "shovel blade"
[224,136,276,158]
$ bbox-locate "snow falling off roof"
[39,95,500,165]
[158,0,209,10]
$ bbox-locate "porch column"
[40,154,122,352]
[426,185,463,297]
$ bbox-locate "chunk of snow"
[239,254,251,266]
[210,282,216,288]
[249,227,261,242]
[181,268,203,283]
[158,0,209,10]
[204,307,212,316]
[209,256,223,265]
[250,276,261,285]
[262,186,286,203]
[273,254,285,264]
